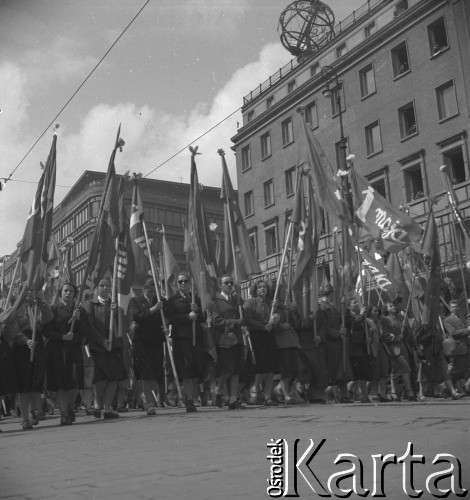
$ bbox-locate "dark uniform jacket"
[128,295,165,346]
[166,292,204,340]
[444,313,469,355]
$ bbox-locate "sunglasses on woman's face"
[223,281,234,286]
[178,280,189,284]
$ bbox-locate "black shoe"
[215,395,224,408]
[228,400,246,410]
[60,416,73,426]
[186,400,197,413]
[68,407,76,422]
[92,408,102,419]
[103,411,120,419]
[117,406,129,413]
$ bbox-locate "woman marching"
[43,282,88,425]
[243,279,279,406]
[4,289,53,430]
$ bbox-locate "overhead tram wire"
[143,106,242,178]
[3,0,150,187]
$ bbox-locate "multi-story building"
[1,170,225,291]
[232,0,470,291]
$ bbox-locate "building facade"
[1,170,225,291]
[232,0,470,288]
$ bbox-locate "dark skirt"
[46,341,84,391]
[277,347,300,380]
[216,344,245,377]
[132,341,164,384]
[92,349,127,383]
[173,337,204,381]
[326,339,352,385]
[350,355,374,381]
[12,338,46,393]
[418,351,449,384]
[250,331,278,374]
[0,339,18,395]
[370,343,390,381]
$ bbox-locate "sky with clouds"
[0,0,364,256]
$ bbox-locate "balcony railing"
[243,0,384,105]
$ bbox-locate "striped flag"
[130,174,151,283]
[18,134,57,290]
[80,126,121,295]
[219,149,260,280]
[116,175,134,338]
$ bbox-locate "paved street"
[1,399,468,500]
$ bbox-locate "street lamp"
[321,65,353,219]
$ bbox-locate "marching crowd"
[1,271,469,431]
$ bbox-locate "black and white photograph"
[0,0,469,498]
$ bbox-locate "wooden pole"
[142,219,182,400]
[440,166,470,313]
[108,238,119,343]
[29,294,38,362]
[191,279,196,347]
[271,221,294,316]
[220,151,255,364]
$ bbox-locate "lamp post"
[321,65,353,219]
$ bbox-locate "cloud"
[58,41,287,190]
[22,36,98,85]
[0,41,288,255]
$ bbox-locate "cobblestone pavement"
[1,399,468,499]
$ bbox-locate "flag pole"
[191,279,196,347]
[217,149,255,363]
[142,219,182,400]
[29,292,38,362]
[440,166,469,313]
[108,238,119,343]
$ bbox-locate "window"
[330,86,345,116]
[248,227,258,259]
[403,164,425,202]
[241,145,251,172]
[371,178,387,199]
[310,63,319,77]
[260,132,271,159]
[336,43,346,59]
[394,0,408,17]
[285,167,296,197]
[263,179,274,208]
[365,121,382,156]
[244,191,254,217]
[443,146,467,185]
[247,110,254,123]
[391,41,410,78]
[266,96,274,109]
[305,101,318,129]
[364,21,376,38]
[428,17,448,55]
[335,138,349,170]
[281,118,294,146]
[264,222,278,256]
[287,80,296,94]
[436,80,458,121]
[398,102,418,139]
[366,167,390,201]
[359,64,376,98]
